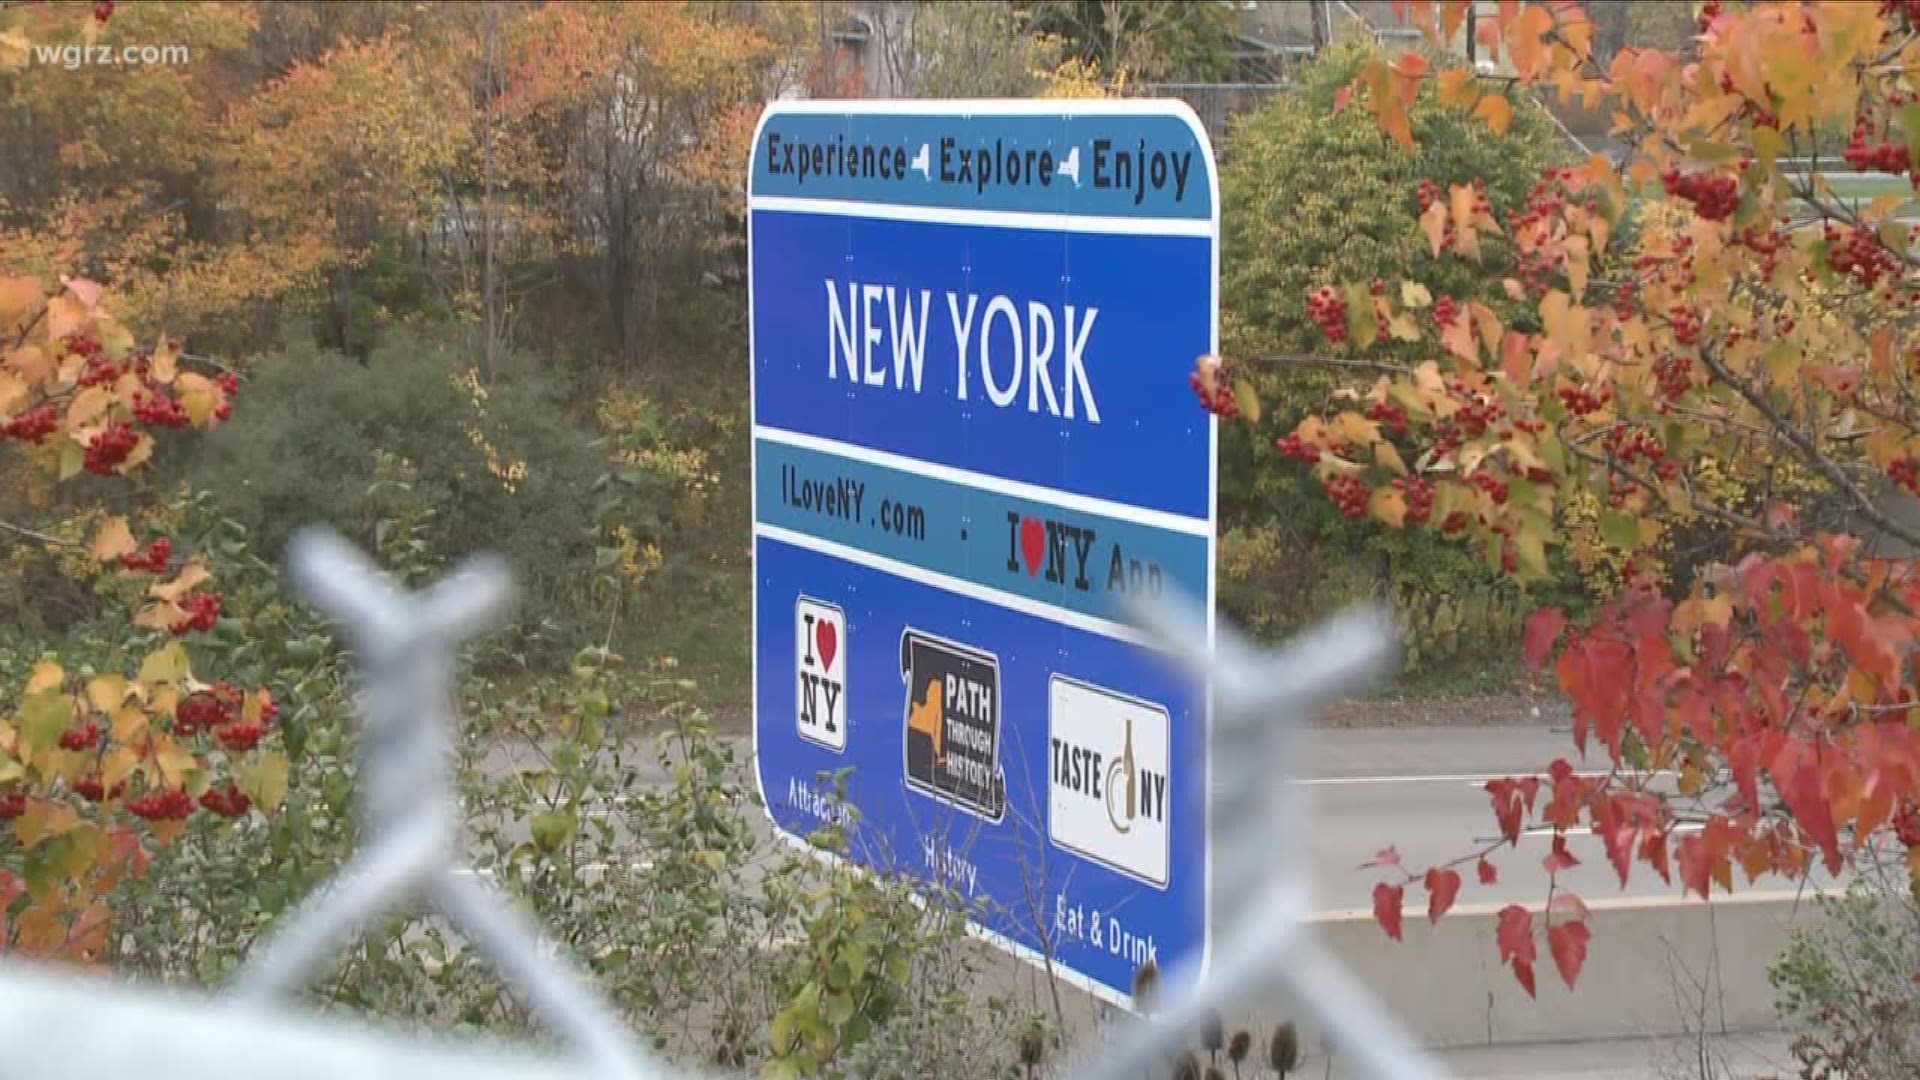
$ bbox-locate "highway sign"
[749,99,1217,1005]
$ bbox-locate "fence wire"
[0,527,1445,1080]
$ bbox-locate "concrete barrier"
[959,889,1841,1057]
[1291,890,1839,1050]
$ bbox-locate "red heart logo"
[1019,517,1045,578]
[815,619,838,671]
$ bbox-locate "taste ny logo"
[1048,676,1170,887]
[795,597,846,751]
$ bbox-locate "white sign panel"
[1048,675,1171,888]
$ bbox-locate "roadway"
[1299,723,1845,912]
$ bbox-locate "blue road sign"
[749,100,1217,1006]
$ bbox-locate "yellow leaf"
[25,659,64,696]
[237,751,290,816]
[134,601,185,632]
[111,706,149,746]
[137,642,190,688]
[13,801,79,850]
[149,340,178,385]
[149,818,187,847]
[1562,235,1590,297]
[1334,411,1384,446]
[0,29,28,72]
[87,675,129,715]
[1513,527,1548,578]
[153,736,198,788]
[1376,440,1408,476]
[1233,379,1262,425]
[176,372,218,426]
[1369,486,1408,527]
[1679,762,1705,796]
[1400,281,1434,309]
[90,516,136,563]
[1388,313,1422,341]
[101,748,139,793]
[1473,93,1514,136]
[65,386,114,430]
[151,560,211,603]
[6,345,50,383]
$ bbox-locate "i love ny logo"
[796,597,847,751]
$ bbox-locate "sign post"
[749,100,1218,1006]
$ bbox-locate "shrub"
[164,325,608,635]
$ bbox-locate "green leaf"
[1513,527,1548,578]
[530,809,574,852]
[1600,511,1641,551]
[1342,282,1378,352]
[56,441,83,481]
[18,692,72,757]
[1900,105,1920,166]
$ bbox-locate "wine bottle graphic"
[1107,715,1137,834]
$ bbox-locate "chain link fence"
[0,528,1444,1079]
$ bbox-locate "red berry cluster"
[199,781,251,818]
[1399,476,1434,525]
[84,422,139,475]
[1605,426,1672,479]
[71,777,125,802]
[1661,168,1738,222]
[1897,799,1920,848]
[1669,305,1701,346]
[1610,277,1640,317]
[1320,474,1371,520]
[127,788,195,821]
[170,591,222,635]
[1,403,58,443]
[1844,134,1910,175]
[1431,295,1460,330]
[0,788,24,819]
[94,1,114,23]
[1824,225,1900,286]
[1697,0,1721,32]
[119,536,171,573]
[1452,394,1506,438]
[218,720,266,752]
[1365,400,1410,436]
[1306,286,1348,344]
[1439,511,1470,535]
[1187,362,1243,420]
[1469,471,1510,504]
[1274,433,1321,465]
[1890,457,1920,497]
[1653,354,1693,400]
[133,389,190,429]
[58,719,101,752]
[174,683,274,751]
[1886,0,1920,29]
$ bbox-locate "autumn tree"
[504,2,780,370]
[218,30,469,357]
[1202,0,1920,995]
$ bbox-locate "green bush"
[1214,36,1575,678]
[163,325,608,634]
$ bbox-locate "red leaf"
[1548,920,1592,989]
[1477,857,1499,885]
[1548,891,1591,921]
[1496,904,1535,967]
[1373,881,1406,941]
[1522,607,1567,671]
[1513,959,1538,998]
[1362,845,1403,870]
[1486,777,1541,846]
[1334,84,1353,115]
[1541,834,1580,873]
[1425,867,1462,922]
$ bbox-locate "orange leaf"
[13,801,79,849]
[25,659,64,695]
[0,276,44,329]
[90,515,136,563]
[1450,184,1482,261]
[45,296,87,342]
[1421,200,1450,257]
[150,559,211,603]
[1473,93,1514,135]
[1438,67,1479,109]
[1370,485,1408,526]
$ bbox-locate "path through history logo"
[900,630,1005,821]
